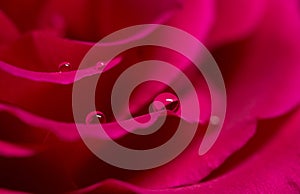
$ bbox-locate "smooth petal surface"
[0,0,299,193]
[220,0,300,119]
[207,0,267,47]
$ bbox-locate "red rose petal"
[0,11,20,45]
[208,0,267,47]
[223,0,300,119]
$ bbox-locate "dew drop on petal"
[95,61,106,71]
[85,111,106,124]
[210,115,220,125]
[58,62,72,73]
[152,92,180,112]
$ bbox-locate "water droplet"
[85,111,106,124]
[210,115,220,125]
[58,62,71,73]
[95,61,106,71]
[152,92,179,112]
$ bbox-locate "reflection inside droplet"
[152,92,180,112]
[85,111,106,124]
[58,62,71,73]
[96,61,106,71]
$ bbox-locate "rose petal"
[0,188,29,194]
[166,0,214,42]
[0,0,46,32]
[166,107,300,193]
[207,0,267,47]
[65,107,300,193]
[0,141,36,157]
[223,0,300,119]
[68,179,141,194]
[0,11,20,45]
[0,32,91,72]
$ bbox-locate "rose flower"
[0,0,299,193]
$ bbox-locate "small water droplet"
[85,111,106,124]
[96,61,106,71]
[58,62,71,73]
[210,115,220,125]
[152,92,179,112]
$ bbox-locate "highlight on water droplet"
[85,111,106,124]
[152,92,180,112]
[95,61,106,71]
[58,62,72,73]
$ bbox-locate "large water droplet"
[58,62,72,73]
[85,111,106,124]
[152,92,180,112]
